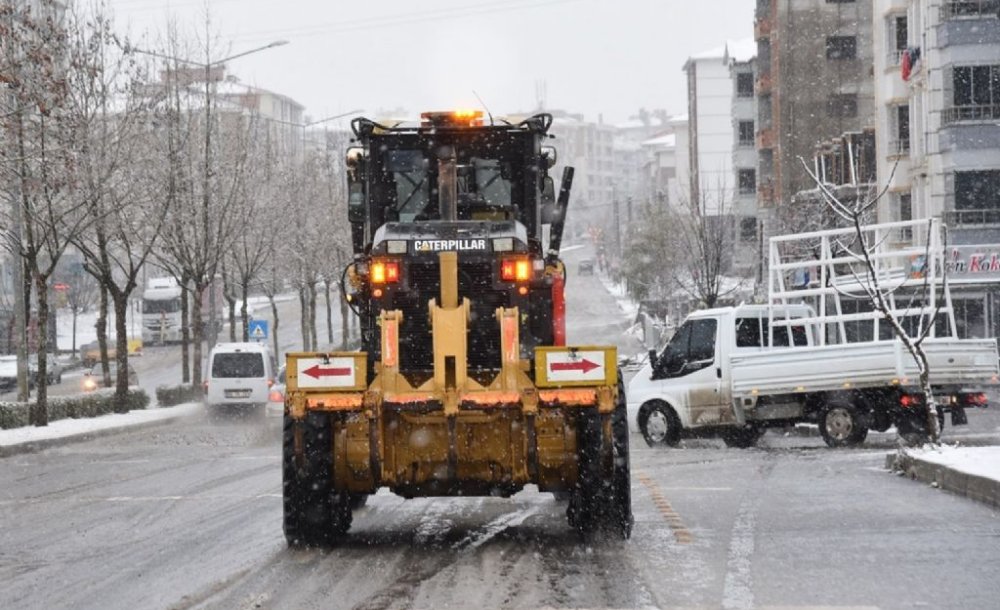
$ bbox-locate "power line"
[226,0,589,43]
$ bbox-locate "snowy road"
[2,244,999,609]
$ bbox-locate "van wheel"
[820,403,867,448]
[639,401,680,447]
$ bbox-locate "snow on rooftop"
[642,133,676,148]
[726,37,757,64]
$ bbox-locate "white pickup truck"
[626,219,999,448]
[626,303,998,447]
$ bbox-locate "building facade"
[873,0,1000,340]
[755,0,876,233]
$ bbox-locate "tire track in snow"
[721,496,759,610]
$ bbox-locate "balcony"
[887,138,910,157]
[756,127,775,150]
[755,72,772,94]
[940,0,999,20]
[754,16,772,40]
[886,49,904,68]
[942,104,1000,125]
[945,208,1000,226]
[757,180,776,205]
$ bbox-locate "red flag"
[901,49,912,81]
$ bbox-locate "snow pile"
[906,445,1000,482]
[0,402,202,448]
[597,274,639,320]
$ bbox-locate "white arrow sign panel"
[545,350,606,383]
[296,357,357,389]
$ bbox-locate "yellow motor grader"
[281,110,631,545]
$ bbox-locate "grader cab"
[281,110,632,545]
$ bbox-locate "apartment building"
[873,0,1000,339]
[755,0,876,233]
[729,40,760,265]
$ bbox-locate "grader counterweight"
[281,110,632,545]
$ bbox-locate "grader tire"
[282,412,352,547]
[567,387,633,539]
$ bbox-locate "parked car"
[265,365,287,417]
[81,341,117,367]
[82,362,138,391]
[577,258,595,275]
[28,354,62,385]
[0,355,21,391]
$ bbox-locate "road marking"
[722,497,760,610]
[637,471,694,544]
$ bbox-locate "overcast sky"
[108,0,753,125]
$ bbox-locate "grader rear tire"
[282,412,352,547]
[567,383,633,539]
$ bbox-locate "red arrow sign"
[303,364,353,379]
[550,359,600,374]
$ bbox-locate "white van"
[204,343,275,411]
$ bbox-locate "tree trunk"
[30,276,50,427]
[71,308,78,356]
[97,283,110,381]
[191,282,205,386]
[270,295,280,357]
[299,287,309,351]
[308,281,318,350]
[325,281,333,345]
[240,281,249,342]
[226,292,237,342]
[180,280,190,384]
[112,292,132,413]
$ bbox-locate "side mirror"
[348,182,365,223]
[540,176,556,223]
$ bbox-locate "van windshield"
[211,353,264,378]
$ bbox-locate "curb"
[886,452,1000,510]
[0,410,193,458]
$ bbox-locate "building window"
[942,1,1000,20]
[886,14,908,64]
[740,217,758,242]
[955,170,1000,211]
[736,73,754,98]
[738,120,755,147]
[826,93,858,118]
[891,104,910,154]
[947,64,1000,123]
[826,36,857,60]
[738,169,756,195]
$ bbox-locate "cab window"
[654,318,717,379]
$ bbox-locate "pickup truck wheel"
[639,401,681,448]
[722,426,762,448]
[820,404,866,448]
[283,413,351,547]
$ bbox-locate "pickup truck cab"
[627,304,999,448]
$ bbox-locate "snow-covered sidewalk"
[0,402,202,457]
[889,444,1000,510]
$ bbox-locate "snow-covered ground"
[904,444,1000,481]
[0,402,202,450]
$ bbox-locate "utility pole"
[612,185,622,260]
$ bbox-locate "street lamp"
[131,40,289,351]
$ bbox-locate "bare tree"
[800,157,944,444]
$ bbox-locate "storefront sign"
[946,245,1000,283]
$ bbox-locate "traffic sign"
[248,319,268,341]
[543,349,607,383]
[295,356,357,389]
